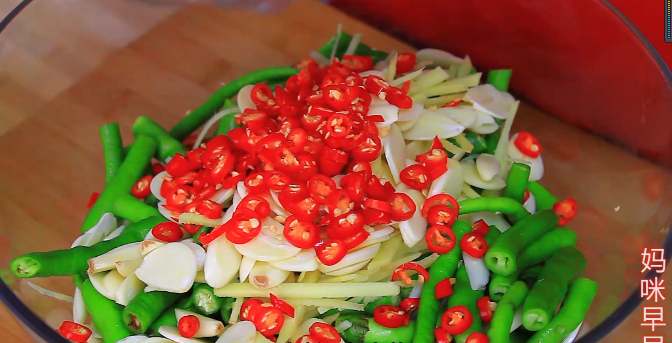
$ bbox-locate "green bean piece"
[80,278,133,343]
[145,193,160,208]
[132,116,187,163]
[220,297,236,324]
[522,247,587,331]
[100,123,125,185]
[527,182,559,211]
[488,281,529,343]
[414,219,471,343]
[193,226,213,246]
[112,193,161,223]
[459,197,530,223]
[527,278,597,343]
[489,227,577,301]
[11,217,165,278]
[520,265,544,289]
[484,210,559,276]
[192,283,225,315]
[169,67,299,141]
[81,135,158,233]
[483,225,502,244]
[485,130,501,155]
[503,163,531,203]
[487,69,513,92]
[364,318,416,343]
[335,312,370,343]
[215,99,241,137]
[148,295,195,336]
[368,49,390,64]
[122,290,183,334]
[465,132,488,154]
[448,265,485,343]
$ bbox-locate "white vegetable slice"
[179,213,223,227]
[150,171,169,202]
[142,338,173,343]
[382,123,406,184]
[248,262,290,289]
[415,48,464,68]
[205,236,242,288]
[215,321,256,343]
[469,111,499,135]
[237,84,257,112]
[397,103,424,122]
[237,181,249,199]
[368,101,399,128]
[390,68,425,87]
[159,326,209,343]
[88,242,143,274]
[175,309,225,337]
[89,272,116,301]
[464,84,514,119]
[277,305,306,343]
[269,249,319,272]
[181,240,206,271]
[562,322,583,343]
[71,213,118,248]
[396,116,420,132]
[476,154,501,182]
[103,225,126,241]
[461,211,511,233]
[115,273,145,306]
[239,256,256,282]
[461,162,506,190]
[135,242,197,293]
[402,110,465,140]
[157,201,179,222]
[266,193,290,217]
[255,333,275,343]
[423,73,481,97]
[73,287,86,324]
[290,319,325,343]
[318,244,380,274]
[524,192,537,214]
[508,133,545,181]
[405,140,432,161]
[116,259,143,278]
[463,252,490,291]
[235,230,301,262]
[323,260,370,276]
[398,189,428,247]
[510,307,523,332]
[116,336,148,343]
[359,70,384,78]
[210,188,235,205]
[434,106,478,128]
[26,282,74,303]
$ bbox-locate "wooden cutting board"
[0,0,670,342]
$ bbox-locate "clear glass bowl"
[0,0,670,342]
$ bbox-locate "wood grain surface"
[0,0,669,342]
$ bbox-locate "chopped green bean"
[122,290,183,334]
[132,116,187,163]
[459,197,530,223]
[80,278,133,343]
[112,193,161,222]
[448,265,485,343]
[527,182,559,211]
[99,123,124,185]
[488,281,529,343]
[487,69,513,91]
[503,163,531,204]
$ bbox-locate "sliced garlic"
[157,201,179,222]
[72,288,86,324]
[89,272,116,301]
[115,273,145,306]
[159,326,210,343]
[237,84,257,112]
[461,162,506,190]
[234,230,301,262]
[141,240,165,256]
[269,249,319,272]
[476,154,501,182]
[116,259,143,278]
[368,101,399,128]
[205,236,242,288]
[398,189,428,247]
[405,140,432,161]
[175,309,225,337]
[324,260,371,276]
[215,321,256,343]
[135,242,197,293]
[318,244,381,274]
[415,49,464,68]
[508,133,544,181]
[181,240,206,271]
[249,262,290,289]
[434,106,477,128]
[402,110,465,140]
[239,256,256,283]
[382,124,406,184]
[396,116,421,132]
[71,213,118,248]
[210,188,235,205]
[465,84,514,119]
[150,171,169,203]
[88,242,143,274]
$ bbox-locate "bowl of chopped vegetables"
[0,1,670,343]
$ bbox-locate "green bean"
[122,290,183,334]
[335,312,370,343]
[522,247,587,331]
[414,219,471,343]
[364,318,416,343]
[80,278,133,343]
[485,130,501,155]
[527,278,597,343]
[510,330,532,343]
[144,193,160,208]
[527,182,559,211]
[484,210,559,276]
[112,193,161,222]
[131,116,187,163]
[148,296,195,336]
[317,31,387,62]
[459,197,530,223]
[264,77,289,89]
[447,265,485,343]
[169,67,299,141]
[100,123,125,185]
[487,69,513,92]
[220,297,236,324]
[215,99,241,137]
[520,265,544,289]
[465,132,488,154]
[488,281,528,343]
[11,216,165,278]
[484,225,502,244]
[489,228,577,300]
[503,163,531,203]
[191,283,224,315]
[81,135,157,233]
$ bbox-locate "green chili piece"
[527,182,559,211]
[122,290,183,334]
[80,278,133,343]
[485,130,501,155]
[220,297,236,324]
[11,217,165,278]
[334,312,370,343]
[448,265,485,343]
[364,318,416,343]
[193,226,213,246]
[520,265,544,289]
[487,69,513,92]
[81,135,158,233]
[100,123,125,185]
[132,116,187,163]
[192,283,225,316]
[488,281,529,343]
[527,278,597,343]
[148,296,195,336]
[465,132,488,154]
[144,193,160,208]
[112,193,161,223]
[503,163,531,203]
[458,197,530,223]
[169,67,299,141]
[522,247,587,331]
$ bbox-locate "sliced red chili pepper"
[308,174,337,204]
[58,321,92,343]
[205,134,233,152]
[321,72,345,89]
[182,224,202,235]
[174,171,199,186]
[435,327,451,343]
[315,239,348,266]
[303,111,329,133]
[389,193,417,221]
[209,150,236,183]
[264,171,290,191]
[426,225,457,254]
[399,297,420,313]
[184,147,205,170]
[234,154,258,174]
[250,83,274,104]
[422,194,460,217]
[318,155,346,177]
[427,204,458,227]
[166,185,195,209]
[472,219,490,236]
[392,262,430,285]
[279,117,302,136]
[283,215,320,249]
[159,177,177,200]
[276,147,302,173]
[553,197,578,226]
[244,172,269,195]
[152,162,166,175]
[350,135,382,162]
[237,109,269,130]
[325,113,353,138]
[286,127,308,153]
[306,91,326,106]
[323,84,358,111]
[282,183,309,202]
[477,296,495,323]
[152,222,184,243]
[295,335,319,343]
[344,74,363,87]
[253,306,285,336]
[239,195,271,218]
[373,305,409,328]
[294,57,317,70]
[435,277,455,299]
[87,192,100,209]
[165,153,194,177]
[295,151,319,182]
[417,137,449,170]
[221,171,245,189]
[327,211,365,239]
[386,88,413,109]
[466,332,489,343]
[255,132,286,152]
[184,200,200,214]
[240,299,263,321]
[325,189,352,217]
[342,54,374,73]
[343,229,370,250]
[514,131,542,158]
[361,208,392,225]
[196,199,224,219]
[309,322,341,343]
[441,305,474,336]
[228,127,255,152]
[366,175,395,201]
[178,315,200,338]
[363,75,390,95]
[292,197,319,222]
[442,98,462,107]
[400,80,411,95]
[346,161,373,181]
[400,164,430,190]
[395,52,417,74]
[270,293,295,318]
[523,189,531,203]
[329,61,352,77]
[427,162,449,182]
[226,208,263,244]
[460,233,489,258]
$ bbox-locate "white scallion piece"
[204,235,242,288]
[71,213,118,248]
[135,242,197,293]
[210,187,234,205]
[309,51,330,66]
[390,68,425,87]
[463,252,490,291]
[215,321,256,343]
[237,84,257,113]
[343,33,361,55]
[89,272,116,301]
[103,224,126,241]
[511,307,524,332]
[159,326,209,343]
[115,273,145,306]
[88,242,143,274]
[248,261,290,289]
[398,189,427,248]
[476,154,501,182]
[494,101,520,174]
[524,192,537,214]
[73,287,86,324]
[329,24,342,63]
[27,282,74,303]
[175,309,225,337]
[269,249,319,272]
[382,123,406,184]
[469,110,500,135]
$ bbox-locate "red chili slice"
[255,132,285,152]
[386,88,413,109]
[226,208,262,244]
[87,192,100,209]
[400,164,430,190]
[327,212,365,240]
[165,153,194,177]
[253,306,285,336]
[442,99,462,107]
[460,233,489,258]
[466,332,489,343]
[152,162,166,175]
[296,335,319,343]
[343,229,371,250]
[270,293,295,318]
[196,199,224,219]
[250,83,274,104]
[309,322,342,343]
[58,321,92,343]
[325,113,353,138]
[477,296,495,323]
[361,208,392,226]
[340,172,367,202]
[286,127,308,153]
[427,205,458,227]
[435,328,451,343]
[392,262,430,285]
[426,225,457,254]
[441,305,474,335]
[152,222,184,243]
[427,163,449,182]
[240,299,263,321]
[292,197,320,222]
[221,171,245,189]
[366,175,395,201]
[283,215,320,249]
[422,194,460,217]
[399,298,420,313]
[318,155,346,177]
[395,52,417,74]
[417,137,449,170]
[244,172,269,195]
[435,278,455,299]
[373,305,409,328]
[239,195,271,218]
[553,197,578,226]
[174,171,199,186]
[389,193,417,221]
[296,151,319,182]
[323,84,358,111]
[283,183,309,201]
[472,219,490,236]
[363,75,390,95]
[346,161,373,180]
[264,170,290,191]
[341,54,374,73]
[165,185,195,209]
[350,135,382,162]
[209,150,236,183]
[327,189,353,217]
[315,239,348,266]
[364,198,393,213]
[523,189,531,203]
[178,315,200,338]
[182,224,202,235]
[308,174,337,204]
[514,131,542,158]
[321,72,345,89]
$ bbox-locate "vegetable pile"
[10,30,595,343]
